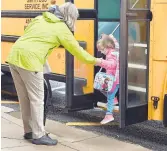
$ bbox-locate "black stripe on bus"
[1,35,19,42]
[1,9,97,19]
[98,18,120,22]
[1,35,87,49]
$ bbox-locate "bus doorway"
[64,0,152,128]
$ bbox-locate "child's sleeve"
[99,58,117,70]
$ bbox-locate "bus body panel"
[149,0,167,121]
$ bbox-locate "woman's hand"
[95,58,102,66]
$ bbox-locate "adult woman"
[6,2,100,146]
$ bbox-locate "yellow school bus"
[1,0,167,128]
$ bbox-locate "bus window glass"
[128,0,149,9]
[98,22,120,40]
[98,0,120,19]
[127,21,148,107]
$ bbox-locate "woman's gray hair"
[59,2,79,31]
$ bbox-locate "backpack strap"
[114,51,119,81]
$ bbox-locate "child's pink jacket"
[99,35,119,91]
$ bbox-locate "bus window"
[127,21,148,107]
[98,0,120,20]
[128,0,149,9]
[98,22,120,40]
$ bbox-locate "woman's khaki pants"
[9,64,47,139]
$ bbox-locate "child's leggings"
[106,85,119,115]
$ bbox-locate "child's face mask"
[97,45,108,55]
[100,48,108,55]
[97,41,106,54]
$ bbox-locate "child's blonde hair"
[51,0,56,5]
[97,34,115,50]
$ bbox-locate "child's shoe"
[100,114,114,124]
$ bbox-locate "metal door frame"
[65,0,98,111]
[119,0,152,128]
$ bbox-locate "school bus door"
[64,0,98,111]
[119,0,152,128]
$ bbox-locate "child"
[48,0,57,13]
[48,0,63,19]
[96,33,119,124]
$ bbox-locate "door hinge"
[151,96,160,109]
